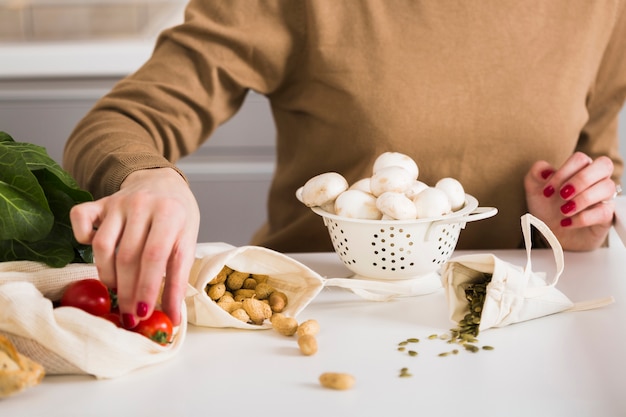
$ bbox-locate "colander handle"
[432,206,498,226]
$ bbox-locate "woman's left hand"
[524,152,618,251]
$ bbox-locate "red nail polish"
[543,185,555,197]
[560,217,573,227]
[560,200,576,214]
[560,184,575,199]
[122,313,136,329]
[137,302,149,318]
[540,169,554,179]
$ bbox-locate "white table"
[3,244,625,417]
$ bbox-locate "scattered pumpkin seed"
[464,344,480,353]
[393,272,496,368]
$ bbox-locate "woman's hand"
[69,168,200,327]
[524,152,618,251]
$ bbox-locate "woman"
[63,1,626,328]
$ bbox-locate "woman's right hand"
[69,168,200,328]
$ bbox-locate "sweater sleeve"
[62,0,305,198]
[576,1,626,184]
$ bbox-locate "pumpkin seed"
[464,344,479,353]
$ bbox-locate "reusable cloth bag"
[440,213,614,332]
[185,243,325,329]
[0,262,187,379]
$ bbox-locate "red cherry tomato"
[60,279,111,317]
[101,312,123,327]
[132,310,174,345]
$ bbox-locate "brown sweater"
[64,0,626,252]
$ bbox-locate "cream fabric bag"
[440,213,614,332]
[186,243,325,329]
[0,262,186,379]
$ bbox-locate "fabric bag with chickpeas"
[185,243,325,329]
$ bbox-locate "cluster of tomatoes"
[58,279,173,346]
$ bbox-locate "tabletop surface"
[2,241,625,417]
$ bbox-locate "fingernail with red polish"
[122,313,136,329]
[137,302,149,318]
[543,185,555,197]
[541,169,554,179]
[560,184,575,199]
[561,217,573,227]
[561,200,576,214]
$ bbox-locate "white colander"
[311,194,497,282]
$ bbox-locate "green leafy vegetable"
[0,131,94,267]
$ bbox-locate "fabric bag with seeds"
[0,261,187,379]
[440,214,614,333]
[186,243,325,329]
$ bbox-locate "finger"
[69,200,106,244]
[126,203,187,326]
[531,160,555,181]
[542,152,593,198]
[560,199,615,229]
[114,208,153,327]
[90,207,125,292]
[557,156,614,201]
[161,236,197,326]
[560,177,617,218]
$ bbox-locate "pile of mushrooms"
[296,152,466,220]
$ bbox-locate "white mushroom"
[299,172,349,207]
[376,192,418,220]
[372,152,419,180]
[412,187,452,219]
[435,177,466,211]
[404,180,429,200]
[334,189,381,219]
[349,177,372,193]
[369,166,414,197]
[320,200,336,214]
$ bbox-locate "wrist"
[121,167,188,189]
